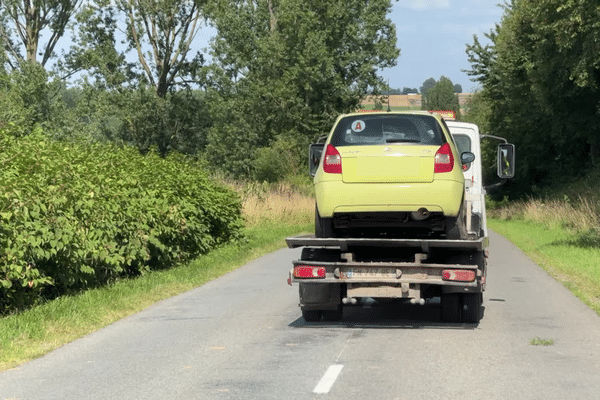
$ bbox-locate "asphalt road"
[2,230,600,400]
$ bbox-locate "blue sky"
[385,0,505,92]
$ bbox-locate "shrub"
[0,131,243,313]
[252,135,303,183]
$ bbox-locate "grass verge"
[0,182,314,371]
[489,218,600,317]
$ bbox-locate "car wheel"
[315,206,335,238]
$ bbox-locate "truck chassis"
[287,235,488,323]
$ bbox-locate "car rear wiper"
[385,139,421,143]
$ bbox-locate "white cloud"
[397,0,451,11]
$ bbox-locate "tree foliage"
[421,76,461,117]
[465,0,600,191]
[419,77,436,97]
[0,0,82,69]
[204,0,399,177]
[0,0,404,312]
[64,0,207,96]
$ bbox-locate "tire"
[462,293,483,323]
[441,293,461,323]
[322,306,343,322]
[315,205,335,238]
[302,310,322,322]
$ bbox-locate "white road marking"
[313,364,344,394]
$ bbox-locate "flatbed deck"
[285,234,488,252]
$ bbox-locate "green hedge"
[0,131,243,313]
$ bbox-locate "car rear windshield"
[330,114,446,147]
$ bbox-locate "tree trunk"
[25,1,40,64]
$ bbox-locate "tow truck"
[286,113,515,323]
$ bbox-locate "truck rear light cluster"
[323,144,342,174]
[434,143,454,173]
[442,269,476,282]
[294,265,326,279]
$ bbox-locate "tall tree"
[205,0,399,177]
[465,0,600,190]
[419,77,436,97]
[120,0,206,97]
[0,0,82,69]
[421,76,460,117]
[66,0,207,96]
[60,4,135,87]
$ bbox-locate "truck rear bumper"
[289,261,482,288]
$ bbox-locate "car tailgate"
[340,145,436,183]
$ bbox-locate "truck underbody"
[287,235,487,323]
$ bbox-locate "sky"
[383,0,505,93]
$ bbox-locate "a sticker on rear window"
[351,120,365,132]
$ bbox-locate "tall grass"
[489,195,600,237]
[488,193,600,315]
[226,179,315,227]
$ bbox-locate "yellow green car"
[310,111,473,239]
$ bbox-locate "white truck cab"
[447,120,488,239]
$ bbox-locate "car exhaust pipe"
[411,208,430,221]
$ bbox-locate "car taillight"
[323,144,342,174]
[294,266,327,278]
[442,269,476,282]
[434,143,454,173]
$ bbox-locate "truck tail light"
[323,144,342,174]
[442,269,476,282]
[294,265,326,278]
[434,143,454,173]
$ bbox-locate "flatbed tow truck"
[286,116,515,323]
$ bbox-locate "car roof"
[342,110,444,123]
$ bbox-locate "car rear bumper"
[315,180,464,218]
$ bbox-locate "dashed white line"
[313,364,344,394]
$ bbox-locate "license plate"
[344,268,396,279]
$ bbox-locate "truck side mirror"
[461,152,475,164]
[309,144,324,177]
[497,143,515,179]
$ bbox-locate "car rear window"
[330,114,446,147]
